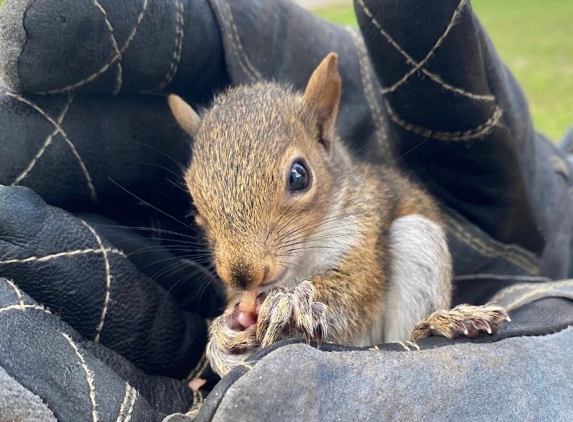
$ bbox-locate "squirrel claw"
[314,326,324,349]
[302,327,312,345]
[410,303,510,341]
[257,280,329,349]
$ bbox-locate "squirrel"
[168,53,510,377]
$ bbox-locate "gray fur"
[383,215,452,342]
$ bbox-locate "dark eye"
[289,161,310,192]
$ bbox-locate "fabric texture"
[0,276,199,421]
[0,366,57,422]
[0,0,572,420]
[198,297,573,422]
[0,0,229,103]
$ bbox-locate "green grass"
[314,0,573,141]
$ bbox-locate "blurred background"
[0,0,569,141]
[296,0,572,141]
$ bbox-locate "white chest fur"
[356,214,452,345]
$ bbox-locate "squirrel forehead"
[195,83,310,153]
[186,84,313,204]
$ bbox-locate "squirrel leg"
[256,280,328,349]
[409,303,511,341]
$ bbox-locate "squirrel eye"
[288,161,310,192]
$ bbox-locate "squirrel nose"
[229,263,270,290]
[228,263,273,290]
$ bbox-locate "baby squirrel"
[168,53,509,377]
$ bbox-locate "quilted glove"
[0,0,572,420]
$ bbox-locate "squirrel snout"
[224,261,277,291]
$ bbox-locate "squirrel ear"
[302,53,341,152]
[168,94,201,137]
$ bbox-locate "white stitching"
[115,383,132,422]
[446,216,539,274]
[494,279,573,310]
[382,0,468,93]
[421,69,495,101]
[3,279,25,309]
[454,274,550,282]
[345,27,391,161]
[445,209,540,272]
[490,283,535,303]
[156,0,185,90]
[0,304,51,315]
[490,278,573,304]
[38,0,149,95]
[3,91,98,202]
[11,94,74,186]
[123,0,149,53]
[92,0,123,95]
[81,221,112,343]
[0,248,125,265]
[61,332,99,422]
[123,386,137,422]
[356,0,417,70]
[115,384,137,422]
[386,101,503,141]
[356,0,494,102]
[219,0,263,81]
[506,282,573,309]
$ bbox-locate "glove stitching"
[35,0,149,95]
[61,332,99,422]
[155,0,185,90]
[385,101,503,141]
[357,0,494,101]
[1,91,98,202]
[81,221,113,343]
[11,94,74,186]
[3,278,25,309]
[345,27,391,162]
[92,0,124,95]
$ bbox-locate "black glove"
[1,0,572,420]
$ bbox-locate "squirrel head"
[169,53,349,292]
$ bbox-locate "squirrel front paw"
[256,280,328,348]
[410,303,510,341]
[207,281,328,377]
[206,306,260,377]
